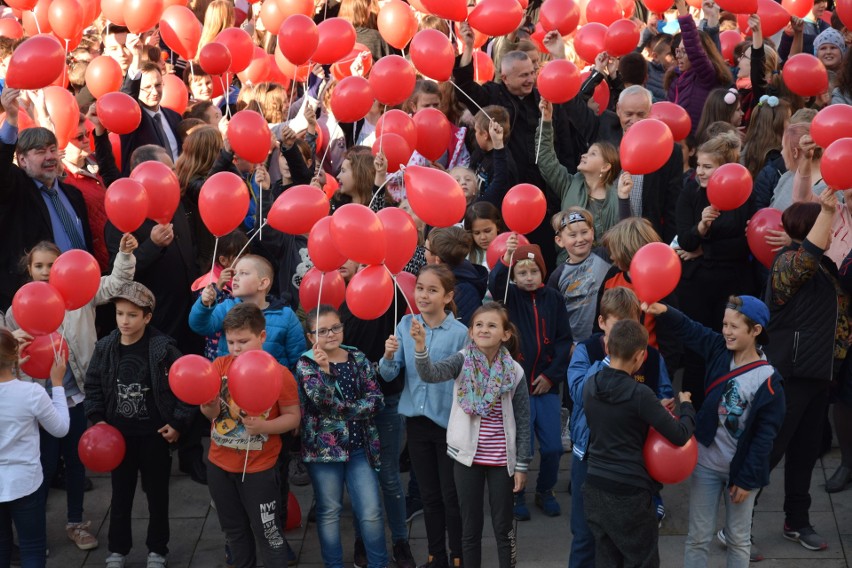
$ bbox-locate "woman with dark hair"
[763,190,852,551]
[831,47,852,105]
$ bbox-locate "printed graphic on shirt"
[116,383,150,419]
[211,374,272,451]
[719,379,748,439]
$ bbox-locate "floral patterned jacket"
[296,346,384,468]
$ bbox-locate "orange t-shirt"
[207,355,300,474]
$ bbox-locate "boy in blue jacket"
[189,254,306,369]
[489,237,572,520]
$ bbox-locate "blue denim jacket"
[378,313,468,429]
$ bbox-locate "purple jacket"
[667,15,725,135]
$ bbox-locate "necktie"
[152,112,175,160]
[44,187,86,250]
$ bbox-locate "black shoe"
[393,540,416,568]
[418,554,449,568]
[353,538,367,568]
[84,477,94,492]
[10,542,20,566]
[285,539,298,566]
[406,496,423,522]
[183,459,207,485]
[308,502,316,523]
[826,465,852,493]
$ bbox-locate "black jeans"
[453,462,516,568]
[406,416,462,559]
[108,433,171,556]
[769,376,831,530]
[582,482,659,568]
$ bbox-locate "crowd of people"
[1,0,852,567]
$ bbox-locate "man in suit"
[0,88,93,309]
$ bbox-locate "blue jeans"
[684,463,757,568]
[39,403,86,523]
[0,489,46,568]
[519,393,562,496]
[307,449,388,568]
[355,394,407,543]
[569,455,594,568]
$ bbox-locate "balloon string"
[474,49,479,84]
[379,104,387,155]
[220,75,231,118]
[287,68,298,123]
[230,220,269,269]
[313,271,325,348]
[189,60,195,80]
[535,115,543,165]
[209,237,219,283]
[63,40,69,86]
[368,166,399,211]
[503,249,514,304]
[256,170,264,241]
[317,121,341,173]
[242,432,250,482]
[449,80,492,120]
[386,265,415,314]
[32,10,41,34]
[393,271,399,324]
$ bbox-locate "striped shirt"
[473,399,507,466]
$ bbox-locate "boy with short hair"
[200,303,301,568]
[489,237,572,520]
[567,287,674,567]
[582,319,695,568]
[425,226,488,326]
[189,254,306,368]
[85,282,194,568]
[470,105,518,205]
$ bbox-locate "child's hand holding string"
[201,284,217,307]
[119,233,138,254]
[217,267,235,289]
[410,319,426,352]
[383,335,399,360]
[502,233,519,265]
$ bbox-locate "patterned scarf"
[457,342,517,417]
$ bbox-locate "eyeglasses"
[309,323,344,337]
[72,132,89,143]
[675,47,687,56]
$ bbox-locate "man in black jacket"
[0,87,93,309]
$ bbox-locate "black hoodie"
[583,366,695,493]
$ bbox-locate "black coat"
[0,139,93,309]
[119,74,182,176]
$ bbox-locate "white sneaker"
[147,552,168,567]
[561,408,573,452]
[105,553,125,568]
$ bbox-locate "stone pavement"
[41,447,852,568]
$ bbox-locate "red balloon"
[124,0,163,33]
[49,250,100,310]
[716,0,757,13]
[105,178,149,233]
[286,491,302,531]
[419,0,468,20]
[537,59,581,103]
[812,105,852,149]
[620,119,674,175]
[48,0,83,41]
[473,50,495,84]
[586,0,622,25]
[539,0,580,35]
[580,70,610,114]
[228,350,283,415]
[278,14,318,66]
[372,134,412,174]
[44,86,79,149]
[573,22,607,64]
[130,160,180,224]
[784,53,829,97]
[468,0,524,37]
[346,265,395,320]
[375,110,417,152]
[839,0,852,30]
[605,18,640,57]
[169,354,221,405]
[228,110,272,164]
[85,56,123,98]
[455,20,489,50]
[403,166,467,228]
[0,18,24,39]
[299,267,346,311]
[707,163,752,211]
[413,108,452,161]
[822,138,852,190]
[719,30,742,65]
[644,428,698,484]
[238,46,273,86]
[6,35,65,90]
[369,55,416,106]
[313,18,356,65]
[199,42,232,75]
[644,0,672,11]
[486,232,530,269]
[96,92,142,135]
[502,184,547,235]
[6,0,38,8]
[377,207,418,275]
[101,0,125,24]
[746,207,783,268]
[750,0,795,36]
[650,102,692,142]
[20,333,68,379]
[12,282,66,336]
[109,132,122,171]
[279,0,313,17]
[79,424,126,473]
[216,28,255,73]
[199,172,250,237]
[330,204,387,265]
[161,73,188,115]
[629,242,681,304]
[378,0,418,49]
[260,0,287,34]
[159,5,201,60]
[410,29,455,82]
[22,0,52,36]
[395,271,419,314]
[330,45,373,81]
[330,76,374,123]
[309,216,347,272]
[268,185,329,235]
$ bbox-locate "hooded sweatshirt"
[451,259,488,326]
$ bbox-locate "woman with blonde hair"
[338,0,389,61]
[197,0,235,52]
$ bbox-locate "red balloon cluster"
[746,208,783,268]
[79,424,126,473]
[228,350,282,416]
[169,355,221,405]
[644,428,698,484]
[629,242,681,304]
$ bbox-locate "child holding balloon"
[643,296,785,567]
[0,328,69,568]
